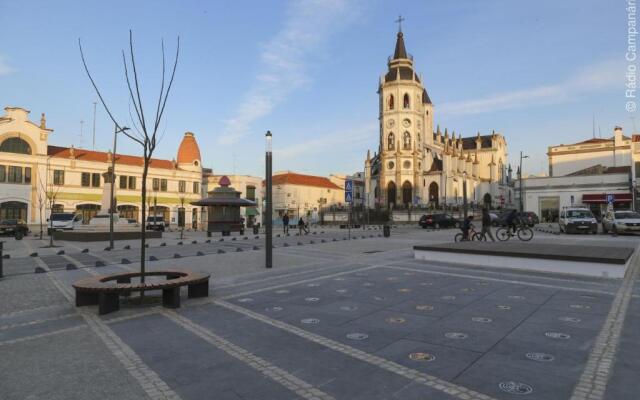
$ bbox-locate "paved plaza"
[1,226,638,399]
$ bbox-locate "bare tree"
[42,163,64,247]
[177,191,187,240]
[80,31,179,289]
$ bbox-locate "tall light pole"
[463,171,468,220]
[265,131,273,269]
[109,124,130,250]
[519,151,529,212]
[443,174,448,213]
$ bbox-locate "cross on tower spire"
[395,15,405,33]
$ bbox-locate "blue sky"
[0,0,631,177]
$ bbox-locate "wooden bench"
[72,270,210,315]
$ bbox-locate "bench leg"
[76,290,99,307]
[99,293,120,315]
[116,277,132,297]
[163,287,181,308]
[188,281,209,298]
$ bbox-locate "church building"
[364,27,512,209]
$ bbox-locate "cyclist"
[461,215,474,241]
[505,209,518,234]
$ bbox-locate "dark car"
[419,213,460,229]
[0,219,29,239]
[494,210,536,227]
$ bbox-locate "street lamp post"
[463,171,468,220]
[265,131,273,269]
[109,124,130,250]
[443,174,448,213]
[519,151,529,212]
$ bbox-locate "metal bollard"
[0,241,3,278]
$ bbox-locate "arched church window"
[403,93,410,109]
[417,133,421,143]
[403,131,411,150]
[388,132,395,150]
[388,95,394,110]
[0,137,31,155]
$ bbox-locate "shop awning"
[245,207,260,216]
[582,193,632,203]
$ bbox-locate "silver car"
[602,210,640,234]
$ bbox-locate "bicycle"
[454,226,486,242]
[495,222,534,241]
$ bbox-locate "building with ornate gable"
[364,29,513,210]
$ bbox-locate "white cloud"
[0,55,13,75]
[218,0,358,145]
[439,60,623,116]
[277,122,375,160]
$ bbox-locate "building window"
[0,165,5,182]
[8,166,22,183]
[388,132,395,150]
[128,176,136,190]
[152,178,160,191]
[53,170,64,185]
[193,181,199,194]
[160,179,168,192]
[119,175,128,189]
[388,94,394,110]
[91,173,101,187]
[246,185,256,201]
[403,132,411,149]
[178,180,186,193]
[81,172,90,187]
[0,137,31,154]
[24,167,31,184]
[403,93,410,109]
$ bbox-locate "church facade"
[364,29,512,210]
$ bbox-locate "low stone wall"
[53,230,162,242]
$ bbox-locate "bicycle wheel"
[454,233,463,242]
[517,227,534,241]
[496,227,510,241]
[473,232,486,241]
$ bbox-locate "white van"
[47,213,83,234]
[558,206,598,234]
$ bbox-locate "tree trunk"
[140,155,149,288]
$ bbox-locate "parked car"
[559,207,598,234]
[0,219,29,239]
[146,216,166,231]
[47,213,83,234]
[419,213,460,229]
[602,210,640,234]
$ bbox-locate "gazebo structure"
[192,176,256,236]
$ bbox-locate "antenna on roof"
[598,125,602,138]
[592,114,595,139]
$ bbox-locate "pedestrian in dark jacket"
[481,208,495,241]
[282,214,289,234]
[461,216,474,240]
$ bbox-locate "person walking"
[282,213,289,234]
[298,216,308,235]
[481,207,495,241]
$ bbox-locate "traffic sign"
[344,180,353,203]
[345,180,353,192]
[345,191,353,203]
[606,194,615,204]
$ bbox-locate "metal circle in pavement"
[237,298,253,303]
[525,352,555,362]
[340,305,358,311]
[408,352,436,362]
[334,277,346,281]
[508,295,525,300]
[336,289,348,294]
[306,283,320,287]
[441,295,456,300]
[386,277,399,281]
[265,306,283,312]
[477,281,489,286]
[398,288,412,293]
[305,297,320,302]
[301,318,320,324]
[558,316,581,323]
[499,381,533,395]
[346,333,369,340]
[444,332,468,339]
[420,282,433,286]
[545,332,571,339]
[403,272,415,276]
[497,305,511,310]
[373,296,386,301]
[460,288,475,293]
[363,282,374,287]
[275,289,290,294]
[579,294,597,299]
[415,304,434,311]
[472,317,492,323]
[385,317,406,324]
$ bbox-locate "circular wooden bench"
[73,270,210,315]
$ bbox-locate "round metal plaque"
[334,277,346,281]
[545,332,571,339]
[403,272,415,276]
[301,318,320,324]
[472,317,492,323]
[415,304,434,311]
[386,277,399,281]
[373,296,386,301]
[385,317,406,324]
[237,298,253,303]
[477,281,489,286]
[525,352,555,362]
[340,305,358,311]
[336,289,348,294]
[306,283,320,287]
[346,333,369,340]
[444,332,468,339]
[420,282,433,286]
[363,282,374,287]
[461,288,475,293]
[508,295,525,300]
[441,295,456,300]
[408,352,436,362]
[497,305,511,310]
[398,288,412,293]
[558,316,581,323]
[499,381,533,395]
[275,289,290,294]
[570,304,590,309]
[305,297,320,302]
[265,306,283,312]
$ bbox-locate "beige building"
[202,173,262,227]
[272,171,343,222]
[364,29,512,210]
[0,106,203,229]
